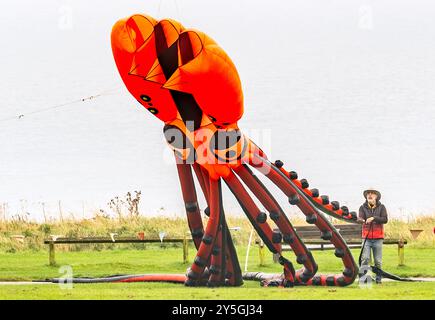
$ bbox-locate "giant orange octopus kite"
[110,14,358,287]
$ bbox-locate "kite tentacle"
[248,154,358,286]
[223,170,297,286]
[192,163,243,286]
[176,161,205,251]
[272,160,357,223]
[234,164,318,283]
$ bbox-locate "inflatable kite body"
[111,14,359,287]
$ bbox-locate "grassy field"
[0,214,433,299]
[0,244,434,300]
[2,281,434,300]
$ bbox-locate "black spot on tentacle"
[194,256,206,267]
[300,179,309,189]
[343,268,353,278]
[289,171,298,180]
[288,194,300,205]
[256,212,267,223]
[272,232,282,244]
[321,231,332,240]
[310,188,319,198]
[341,206,349,215]
[274,160,284,168]
[334,248,345,258]
[306,214,317,224]
[321,195,329,205]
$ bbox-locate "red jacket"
[358,201,388,239]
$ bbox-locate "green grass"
[0,245,434,299]
[2,281,434,300]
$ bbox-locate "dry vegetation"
[0,191,433,252]
[0,213,433,252]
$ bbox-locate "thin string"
[0,86,122,123]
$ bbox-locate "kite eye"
[210,129,247,164]
[163,124,196,163]
[138,94,159,115]
[140,94,151,102]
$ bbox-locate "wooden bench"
[263,224,407,266]
[44,236,193,266]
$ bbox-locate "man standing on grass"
[358,188,388,284]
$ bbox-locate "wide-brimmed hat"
[363,188,381,200]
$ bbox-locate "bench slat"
[43,238,192,244]
[273,224,405,245]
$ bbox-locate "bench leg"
[398,240,405,266]
[49,242,56,266]
[258,240,266,266]
[183,236,189,264]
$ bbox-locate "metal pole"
[244,228,254,272]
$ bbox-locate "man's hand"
[357,218,365,224]
[366,217,375,224]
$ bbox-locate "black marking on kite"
[154,23,169,55]
[155,21,203,131]
[155,21,178,79]
[158,41,179,79]
[170,91,203,131]
[179,32,194,65]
